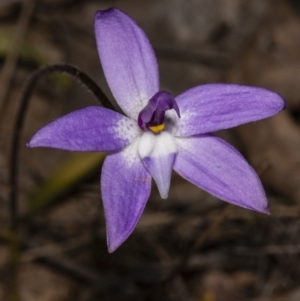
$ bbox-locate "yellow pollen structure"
[149,123,165,134]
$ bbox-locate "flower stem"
[9,63,114,233]
[8,64,114,299]
[9,64,116,301]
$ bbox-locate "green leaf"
[29,152,106,213]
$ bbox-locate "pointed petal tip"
[27,131,46,148]
[106,227,136,253]
[232,194,270,215]
[281,96,287,111]
[260,205,270,215]
[26,132,53,149]
[243,203,270,215]
[107,239,122,253]
[250,196,270,215]
[27,136,39,148]
[283,102,287,110]
[273,91,286,112]
[159,191,169,199]
[108,247,115,253]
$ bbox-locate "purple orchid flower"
[28,8,285,252]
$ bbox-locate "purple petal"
[174,135,269,213]
[101,139,152,252]
[175,84,285,137]
[138,131,177,198]
[28,107,140,152]
[95,9,159,120]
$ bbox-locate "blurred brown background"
[1,0,300,300]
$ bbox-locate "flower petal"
[175,84,285,137]
[28,107,140,152]
[138,131,177,199]
[95,8,159,120]
[101,138,151,252]
[174,135,268,213]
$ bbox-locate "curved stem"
[9,63,115,231]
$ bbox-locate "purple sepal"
[94,8,159,120]
[28,107,140,152]
[175,84,286,137]
[138,91,180,130]
[101,141,151,252]
[174,135,269,214]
